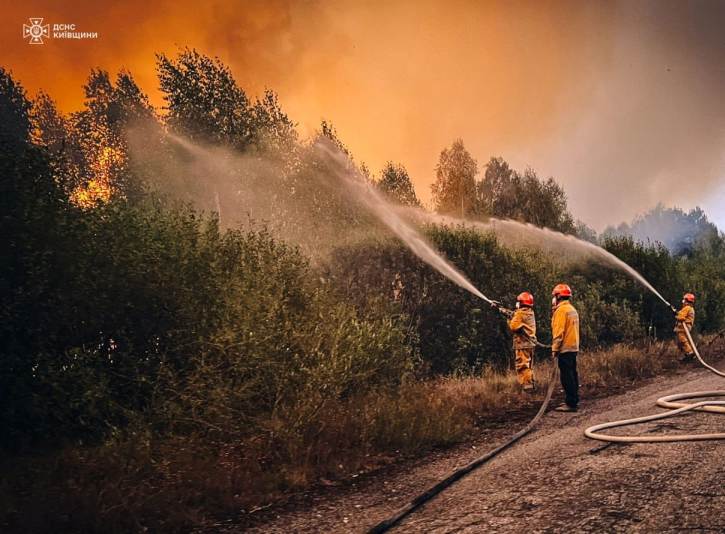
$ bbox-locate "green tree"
[157,49,252,148]
[28,91,80,196]
[477,156,516,217]
[317,119,350,157]
[477,156,575,233]
[0,68,71,448]
[575,220,598,243]
[250,89,298,155]
[377,161,420,206]
[53,69,158,204]
[431,139,478,217]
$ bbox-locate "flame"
[71,145,124,208]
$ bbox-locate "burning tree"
[30,69,156,207]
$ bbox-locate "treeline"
[603,204,720,255]
[2,50,725,529]
[1,62,409,452]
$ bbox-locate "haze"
[3,0,724,230]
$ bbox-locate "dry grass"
[2,337,720,533]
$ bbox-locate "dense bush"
[329,231,506,374]
[326,226,674,374]
[2,194,412,450]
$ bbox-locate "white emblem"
[23,18,50,44]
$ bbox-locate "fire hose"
[369,316,724,533]
[368,320,557,534]
[584,324,725,442]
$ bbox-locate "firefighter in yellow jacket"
[674,293,696,363]
[507,292,537,392]
[551,284,580,412]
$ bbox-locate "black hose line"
[368,337,556,534]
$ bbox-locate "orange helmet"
[516,292,534,307]
[682,293,695,304]
[552,284,572,298]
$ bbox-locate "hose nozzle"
[488,300,512,317]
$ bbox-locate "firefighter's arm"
[551,308,564,355]
[508,310,523,333]
[675,307,688,322]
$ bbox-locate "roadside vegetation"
[2,52,724,532]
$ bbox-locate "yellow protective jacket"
[508,307,536,349]
[674,305,695,333]
[551,300,579,354]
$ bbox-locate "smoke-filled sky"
[3,0,724,230]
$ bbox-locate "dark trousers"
[557,352,579,408]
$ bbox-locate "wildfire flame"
[71,145,124,208]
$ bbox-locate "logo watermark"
[23,18,49,44]
[22,17,99,44]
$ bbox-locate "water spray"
[315,140,498,307]
[167,134,722,530]
[403,209,676,311]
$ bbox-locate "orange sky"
[3,0,724,229]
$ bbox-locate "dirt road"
[240,365,724,533]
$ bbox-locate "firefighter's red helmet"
[516,292,534,307]
[552,284,572,298]
[683,293,695,304]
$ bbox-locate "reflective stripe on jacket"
[551,300,579,354]
[508,307,536,349]
[674,305,695,332]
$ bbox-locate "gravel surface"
[221,361,725,533]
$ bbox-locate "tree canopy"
[478,156,576,233]
[431,139,478,217]
[377,161,420,206]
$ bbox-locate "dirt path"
[237,365,725,533]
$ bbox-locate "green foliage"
[327,224,725,374]
[575,219,598,243]
[4,57,725,453]
[478,156,576,233]
[1,69,410,450]
[250,89,298,154]
[2,193,411,448]
[0,67,31,150]
[157,48,253,147]
[573,284,644,346]
[431,139,478,217]
[328,227,551,374]
[377,161,420,206]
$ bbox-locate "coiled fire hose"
[368,329,557,534]
[584,324,725,442]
